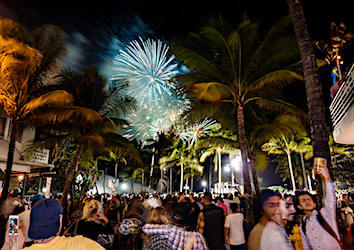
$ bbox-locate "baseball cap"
[28,199,63,239]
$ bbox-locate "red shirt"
[218,203,227,214]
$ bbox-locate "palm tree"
[287,0,332,170]
[173,15,302,196]
[197,125,239,193]
[159,138,203,192]
[294,137,312,190]
[0,19,84,201]
[53,67,140,206]
[262,136,298,191]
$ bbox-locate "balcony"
[330,64,354,144]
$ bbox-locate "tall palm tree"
[0,19,86,201]
[159,138,203,192]
[173,15,302,196]
[54,67,139,206]
[262,136,298,191]
[287,0,332,171]
[197,130,239,193]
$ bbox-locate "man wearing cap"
[2,199,104,250]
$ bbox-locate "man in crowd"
[248,189,281,250]
[296,162,342,250]
[198,192,225,250]
[2,199,104,250]
[225,203,246,250]
[260,196,296,249]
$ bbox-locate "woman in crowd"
[76,199,114,249]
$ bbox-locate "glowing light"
[111,37,178,105]
[121,183,128,190]
[18,175,24,181]
[224,165,231,172]
[337,55,341,59]
[201,180,207,187]
[231,156,242,171]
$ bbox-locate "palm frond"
[20,90,73,115]
[190,82,232,102]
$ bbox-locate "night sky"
[0,0,352,189]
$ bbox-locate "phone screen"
[8,215,19,235]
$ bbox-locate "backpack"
[301,211,343,249]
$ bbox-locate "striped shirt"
[142,224,207,250]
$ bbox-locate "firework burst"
[112,37,178,105]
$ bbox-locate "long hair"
[81,200,99,221]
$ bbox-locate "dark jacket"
[201,204,225,249]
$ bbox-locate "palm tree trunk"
[180,163,184,192]
[237,107,252,194]
[0,120,17,202]
[148,147,155,191]
[218,150,222,193]
[208,158,212,192]
[237,106,255,229]
[141,171,144,192]
[170,167,173,193]
[287,0,332,169]
[300,152,309,190]
[250,156,260,198]
[62,143,83,209]
[130,177,135,193]
[286,152,296,192]
[191,175,194,192]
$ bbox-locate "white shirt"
[301,182,341,250]
[223,199,232,215]
[260,221,293,250]
[225,213,245,245]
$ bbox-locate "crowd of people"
[0,164,353,249]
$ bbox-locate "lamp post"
[231,156,242,188]
[201,180,207,192]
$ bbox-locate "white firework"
[176,118,218,146]
[112,37,179,105]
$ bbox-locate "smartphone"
[8,215,19,235]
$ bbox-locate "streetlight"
[224,165,231,172]
[121,183,128,191]
[201,180,207,192]
[231,156,242,171]
[231,156,242,187]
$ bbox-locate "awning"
[0,157,54,174]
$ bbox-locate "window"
[0,116,10,139]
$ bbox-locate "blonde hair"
[81,200,100,221]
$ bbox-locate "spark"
[111,37,178,106]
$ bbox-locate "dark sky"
[0,0,352,40]
[0,0,352,188]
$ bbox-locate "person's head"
[123,199,148,223]
[295,191,317,213]
[283,195,296,221]
[28,199,63,240]
[170,202,194,229]
[260,189,281,219]
[200,192,213,206]
[230,203,240,213]
[147,207,169,225]
[234,191,239,197]
[216,196,223,204]
[81,199,100,220]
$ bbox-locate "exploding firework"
[175,117,218,146]
[112,37,178,105]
